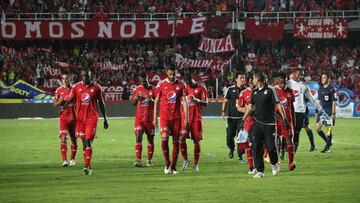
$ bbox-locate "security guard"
[243,71,289,178]
[221,72,246,161]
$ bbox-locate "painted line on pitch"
[333,141,360,147]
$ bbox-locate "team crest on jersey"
[324,95,329,101]
[176,86,180,90]
[293,89,300,97]
[90,88,94,93]
[141,97,150,105]
[264,90,268,95]
[187,95,196,106]
[280,98,288,106]
[167,91,177,102]
[195,89,199,93]
[81,93,90,103]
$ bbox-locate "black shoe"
[309,145,316,152]
[320,145,329,153]
[228,149,234,159]
[238,157,246,164]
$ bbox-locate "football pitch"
[0,118,359,202]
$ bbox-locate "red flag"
[245,19,285,41]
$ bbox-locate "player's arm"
[130,89,140,106]
[152,97,159,126]
[304,84,322,111]
[221,99,228,119]
[182,96,188,128]
[53,91,63,107]
[242,103,252,121]
[271,86,289,129]
[331,88,337,119]
[196,86,208,106]
[98,89,109,129]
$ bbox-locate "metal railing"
[2,10,359,21]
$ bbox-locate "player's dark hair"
[166,64,176,71]
[277,71,287,80]
[61,71,69,75]
[235,71,246,78]
[246,72,253,82]
[253,71,265,83]
[139,72,147,79]
[81,68,91,74]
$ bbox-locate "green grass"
[0,118,359,202]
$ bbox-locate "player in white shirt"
[287,69,322,152]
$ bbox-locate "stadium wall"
[0,102,223,119]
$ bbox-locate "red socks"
[194,143,201,165]
[70,144,77,160]
[84,147,93,169]
[246,148,254,169]
[147,144,154,161]
[180,141,188,161]
[60,143,67,161]
[135,143,142,160]
[161,138,170,167]
[287,144,295,164]
[171,141,179,169]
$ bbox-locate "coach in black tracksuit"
[221,72,246,160]
[243,71,289,176]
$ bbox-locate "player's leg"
[134,131,144,167]
[293,113,303,152]
[83,120,97,175]
[60,134,68,167]
[69,122,77,166]
[169,119,181,173]
[303,113,316,151]
[252,122,265,176]
[280,136,286,161]
[59,119,69,167]
[134,121,144,167]
[179,123,189,170]
[263,124,279,175]
[192,121,203,172]
[160,119,171,173]
[144,122,155,167]
[226,118,236,159]
[285,134,296,171]
[235,119,245,162]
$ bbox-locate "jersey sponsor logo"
[81,93,90,103]
[141,97,150,105]
[356,103,360,113]
[293,89,299,97]
[280,97,288,106]
[167,91,177,102]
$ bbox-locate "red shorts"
[243,117,253,132]
[180,120,203,141]
[134,119,155,135]
[277,120,293,138]
[160,118,181,137]
[59,117,75,137]
[76,118,98,140]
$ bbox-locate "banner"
[176,54,230,71]
[0,17,206,40]
[293,18,348,39]
[102,84,137,103]
[0,80,53,103]
[245,19,285,41]
[198,34,235,53]
[353,102,360,117]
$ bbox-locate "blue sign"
[353,102,360,117]
[0,80,53,102]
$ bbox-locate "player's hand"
[103,119,109,129]
[152,118,158,127]
[221,112,225,120]
[284,119,290,130]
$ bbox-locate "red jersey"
[70,81,103,122]
[131,85,155,122]
[275,85,294,122]
[238,87,252,107]
[181,83,207,122]
[156,79,186,120]
[54,86,75,121]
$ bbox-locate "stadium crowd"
[0,0,357,14]
[1,39,360,98]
